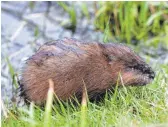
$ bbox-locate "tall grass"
[57,2,77,33]
[94,1,168,46]
[5,57,19,89]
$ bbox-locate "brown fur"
[20,38,155,104]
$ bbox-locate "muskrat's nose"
[149,71,155,79]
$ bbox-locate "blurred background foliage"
[54,1,168,49]
[51,2,168,47]
[94,2,168,47]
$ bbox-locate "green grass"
[2,1,168,127]
[2,65,168,127]
[57,2,77,33]
[94,1,168,46]
[57,1,168,47]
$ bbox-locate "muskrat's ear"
[98,43,115,63]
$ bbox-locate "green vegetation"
[95,1,168,46]
[5,57,19,89]
[2,65,168,126]
[2,1,168,127]
[57,2,77,33]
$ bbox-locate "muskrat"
[19,38,155,104]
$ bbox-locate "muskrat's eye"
[133,64,145,72]
[126,63,144,72]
